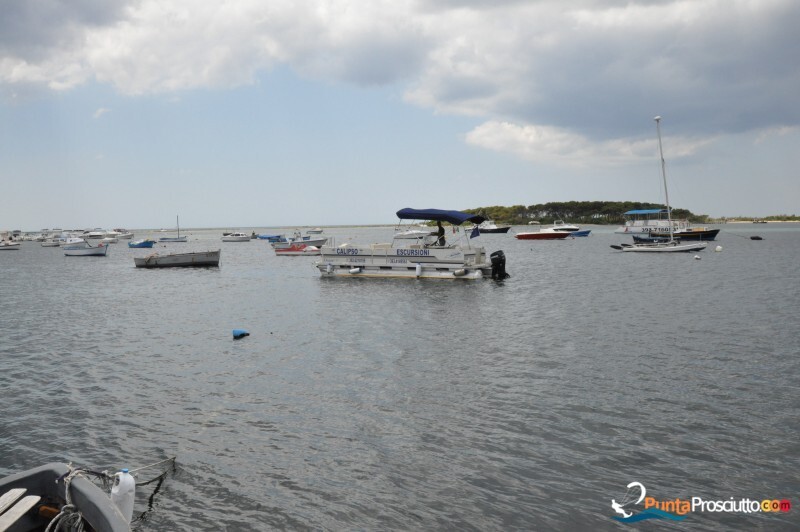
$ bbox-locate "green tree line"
[462,201,710,225]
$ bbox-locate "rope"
[128,456,177,475]
[46,465,103,532]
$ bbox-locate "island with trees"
[460,202,799,225]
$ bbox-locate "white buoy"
[111,469,136,524]
[694,255,701,260]
[415,263,422,277]
[349,267,361,274]
[715,245,722,252]
[453,269,467,277]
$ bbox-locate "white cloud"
[93,107,110,118]
[1,0,798,162]
[465,120,715,166]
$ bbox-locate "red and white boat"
[274,243,321,256]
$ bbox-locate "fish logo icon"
[611,482,687,523]
[612,482,646,519]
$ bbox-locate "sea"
[1,223,798,531]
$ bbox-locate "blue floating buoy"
[233,329,250,340]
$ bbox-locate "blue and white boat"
[315,208,509,280]
[257,234,287,242]
[128,239,156,248]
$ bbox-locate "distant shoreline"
[723,220,797,224]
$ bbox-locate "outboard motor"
[490,250,509,280]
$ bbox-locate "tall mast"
[654,116,673,242]
[177,215,180,238]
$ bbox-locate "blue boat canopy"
[396,208,485,225]
[623,209,667,215]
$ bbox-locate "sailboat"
[611,116,707,253]
[159,215,188,242]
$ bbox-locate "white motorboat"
[475,219,511,234]
[543,220,580,233]
[134,250,220,268]
[62,237,88,249]
[101,237,119,244]
[64,239,109,256]
[271,231,327,249]
[222,232,251,242]
[611,117,708,253]
[0,241,20,250]
[315,208,510,280]
[307,227,324,234]
[393,229,432,240]
[41,240,61,247]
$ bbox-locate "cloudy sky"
[2,0,798,229]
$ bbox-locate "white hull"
[272,236,327,248]
[134,250,220,268]
[393,229,432,240]
[0,243,20,250]
[64,245,109,256]
[315,243,491,280]
[222,236,250,242]
[615,220,688,234]
[619,241,707,252]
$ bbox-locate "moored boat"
[315,208,509,280]
[393,229,433,240]
[274,243,321,256]
[272,232,327,249]
[64,239,109,256]
[128,239,156,248]
[514,231,570,240]
[0,241,20,250]
[159,216,187,242]
[221,232,250,242]
[475,219,511,234]
[257,234,286,242]
[615,210,719,241]
[546,220,580,233]
[611,116,708,253]
[134,250,220,268]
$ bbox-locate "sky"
[2,0,799,230]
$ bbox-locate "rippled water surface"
[1,224,798,530]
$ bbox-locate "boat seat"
[0,489,42,532]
